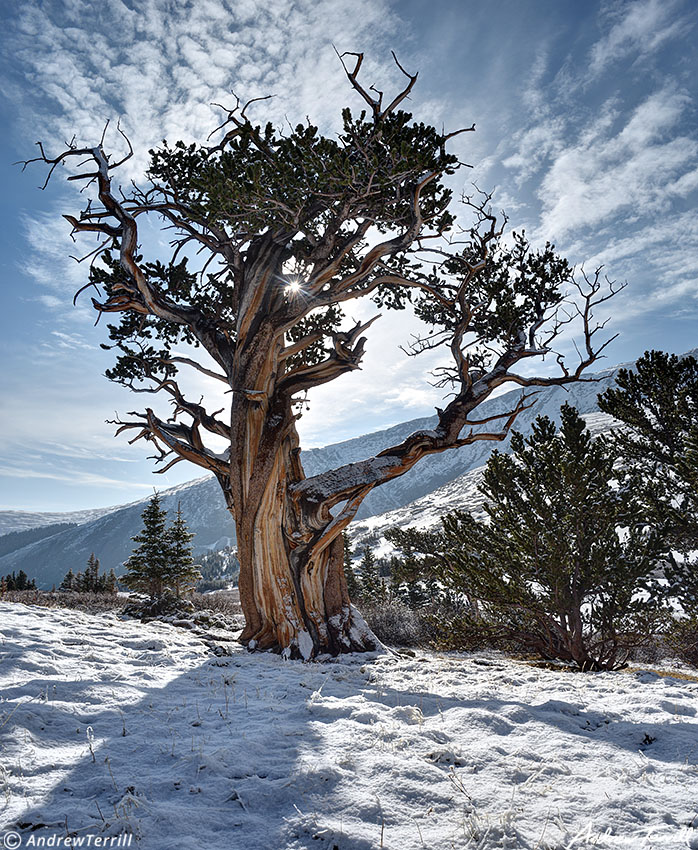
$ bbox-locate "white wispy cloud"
[10,0,406,180]
[538,86,697,241]
[487,0,698,332]
[578,210,698,316]
[46,331,95,351]
[0,462,154,490]
[588,0,688,79]
[5,0,698,512]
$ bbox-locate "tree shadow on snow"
[0,616,380,850]
[2,613,695,850]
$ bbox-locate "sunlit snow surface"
[1,603,697,849]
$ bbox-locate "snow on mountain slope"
[0,505,128,536]
[0,477,222,537]
[0,356,644,587]
[2,601,697,849]
[306,365,620,520]
[0,476,234,588]
[349,464,487,555]
[349,410,622,552]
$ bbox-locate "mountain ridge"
[0,351,686,588]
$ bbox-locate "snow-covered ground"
[1,603,697,850]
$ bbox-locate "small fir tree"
[59,569,75,592]
[359,546,385,605]
[342,533,360,601]
[122,493,171,598]
[85,553,100,591]
[167,502,201,597]
[441,404,668,670]
[7,570,36,591]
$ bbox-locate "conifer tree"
[440,404,668,670]
[8,570,36,591]
[122,493,171,598]
[59,568,75,592]
[342,533,360,601]
[599,350,698,612]
[85,553,101,591]
[385,526,447,608]
[106,569,118,594]
[359,546,385,605]
[167,502,201,597]
[25,53,619,658]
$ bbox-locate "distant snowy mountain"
[0,476,233,588]
[0,505,128,535]
[0,354,659,588]
[348,410,622,556]
[317,366,621,520]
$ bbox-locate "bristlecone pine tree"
[441,404,668,670]
[598,350,698,612]
[122,494,171,599]
[24,53,620,657]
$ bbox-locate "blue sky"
[1,0,697,512]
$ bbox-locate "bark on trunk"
[229,395,377,659]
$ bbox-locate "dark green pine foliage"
[359,546,385,604]
[442,404,668,670]
[599,350,698,612]
[342,533,360,601]
[385,526,449,608]
[59,569,76,591]
[168,501,201,597]
[122,493,171,599]
[85,553,100,590]
[94,107,461,390]
[2,570,36,591]
[60,557,116,593]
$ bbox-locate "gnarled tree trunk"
[228,327,377,659]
